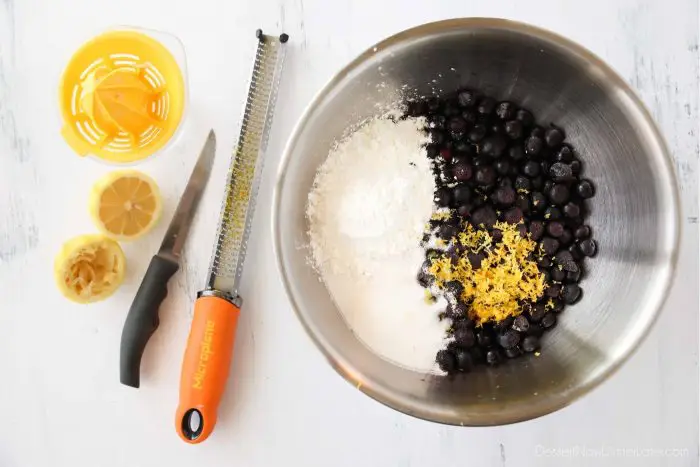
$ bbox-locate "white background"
[0,0,697,466]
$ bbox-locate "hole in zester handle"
[181,409,203,440]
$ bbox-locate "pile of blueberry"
[406,90,598,375]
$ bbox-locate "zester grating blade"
[205,31,287,298]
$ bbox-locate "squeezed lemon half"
[54,234,126,303]
[89,170,162,241]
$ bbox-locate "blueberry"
[515,108,534,127]
[546,221,565,238]
[456,349,474,371]
[477,97,496,115]
[570,159,582,175]
[544,126,565,147]
[486,349,501,366]
[541,270,552,285]
[525,136,543,156]
[509,145,525,161]
[559,228,573,246]
[550,267,566,282]
[521,335,540,353]
[481,135,507,158]
[499,177,513,188]
[494,316,515,333]
[522,160,541,177]
[529,303,546,322]
[515,195,531,215]
[491,123,506,136]
[426,144,440,159]
[514,175,531,191]
[467,251,486,268]
[477,330,494,347]
[550,299,565,313]
[475,166,496,185]
[576,179,595,198]
[468,124,487,143]
[407,100,428,117]
[543,179,554,193]
[451,154,470,166]
[549,162,574,182]
[529,220,545,240]
[504,120,524,139]
[563,202,581,218]
[436,349,457,373]
[429,129,446,145]
[461,110,478,127]
[495,101,515,120]
[579,238,597,257]
[527,323,544,338]
[457,204,471,217]
[495,159,512,175]
[538,255,553,268]
[454,327,476,348]
[416,271,431,287]
[504,347,522,358]
[471,206,497,228]
[554,145,573,163]
[448,302,469,319]
[470,347,486,364]
[503,207,524,224]
[545,283,562,298]
[426,249,441,261]
[512,315,530,332]
[574,225,591,239]
[453,163,474,182]
[438,224,459,240]
[541,313,557,329]
[472,155,490,167]
[449,116,468,135]
[568,242,583,260]
[554,250,579,272]
[530,126,544,138]
[429,114,447,130]
[444,99,460,117]
[531,192,547,211]
[457,90,478,108]
[494,186,517,206]
[453,185,472,205]
[562,284,582,304]
[566,267,582,283]
[548,184,570,205]
[540,237,560,256]
[439,147,453,162]
[531,176,545,191]
[498,329,521,349]
[435,187,452,206]
[453,141,475,156]
[426,98,441,114]
[544,206,562,220]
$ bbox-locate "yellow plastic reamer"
[59,30,185,164]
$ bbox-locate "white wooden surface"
[0,0,697,466]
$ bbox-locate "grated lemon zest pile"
[427,221,545,325]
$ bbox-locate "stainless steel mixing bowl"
[272,18,680,425]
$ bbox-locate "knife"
[120,130,217,388]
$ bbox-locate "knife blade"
[120,130,217,388]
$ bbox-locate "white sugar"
[307,115,449,372]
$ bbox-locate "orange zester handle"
[175,295,240,443]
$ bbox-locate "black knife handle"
[120,254,179,388]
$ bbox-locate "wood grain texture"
[0,0,697,466]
